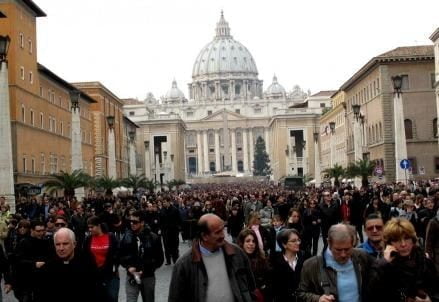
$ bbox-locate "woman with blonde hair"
[369,217,438,302]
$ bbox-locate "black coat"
[119,227,164,277]
[369,246,439,302]
[272,251,307,302]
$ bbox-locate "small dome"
[264,75,286,98]
[164,79,186,103]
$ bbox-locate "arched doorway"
[209,162,216,172]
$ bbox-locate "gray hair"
[54,227,76,243]
[327,223,356,244]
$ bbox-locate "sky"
[35,0,439,100]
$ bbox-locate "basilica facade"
[123,12,328,184]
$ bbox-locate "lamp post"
[106,115,117,179]
[392,75,408,183]
[313,130,321,187]
[0,35,15,213]
[70,89,85,199]
[352,104,364,188]
[329,121,336,168]
[128,130,136,176]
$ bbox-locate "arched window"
[404,119,413,139]
[433,118,438,138]
[209,161,216,172]
[379,122,383,141]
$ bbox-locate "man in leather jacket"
[120,210,164,302]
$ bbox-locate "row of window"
[21,154,92,175]
[18,32,33,54]
[20,105,92,143]
[19,66,33,83]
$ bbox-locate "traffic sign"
[374,166,383,176]
[400,159,411,170]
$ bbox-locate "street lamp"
[352,104,363,188]
[69,90,80,111]
[128,130,136,142]
[392,75,408,183]
[0,35,10,63]
[0,35,15,212]
[329,122,335,134]
[392,75,403,97]
[106,115,115,129]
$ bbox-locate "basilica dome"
[265,75,286,95]
[192,12,258,80]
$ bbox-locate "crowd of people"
[0,179,437,302]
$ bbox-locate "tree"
[44,169,90,200]
[95,175,120,196]
[346,159,376,188]
[121,174,147,194]
[165,179,186,191]
[253,136,271,176]
[145,179,159,193]
[323,164,345,188]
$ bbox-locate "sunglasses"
[366,225,383,231]
[55,223,66,227]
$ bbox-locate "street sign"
[400,159,411,170]
[374,166,383,176]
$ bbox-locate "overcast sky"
[35,0,438,100]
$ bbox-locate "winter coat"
[168,240,256,302]
[369,246,439,302]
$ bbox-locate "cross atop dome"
[215,10,232,39]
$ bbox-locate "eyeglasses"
[288,239,301,244]
[130,220,140,225]
[55,223,66,227]
[366,225,383,231]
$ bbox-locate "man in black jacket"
[14,219,53,302]
[120,210,164,302]
[160,199,181,265]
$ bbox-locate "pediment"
[200,109,246,121]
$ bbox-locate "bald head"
[198,214,225,251]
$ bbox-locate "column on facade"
[231,129,237,174]
[108,128,117,179]
[248,128,254,172]
[242,129,249,174]
[314,138,321,187]
[264,128,270,158]
[203,130,209,173]
[154,153,160,189]
[144,141,151,179]
[243,80,248,99]
[197,131,203,175]
[0,60,15,213]
[394,92,408,183]
[214,130,221,172]
[230,80,235,100]
[215,81,220,100]
[71,105,84,199]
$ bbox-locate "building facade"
[431,28,439,151]
[124,13,323,184]
[0,0,96,187]
[321,45,438,182]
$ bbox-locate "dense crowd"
[0,179,438,302]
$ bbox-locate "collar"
[192,239,235,262]
[199,242,221,255]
